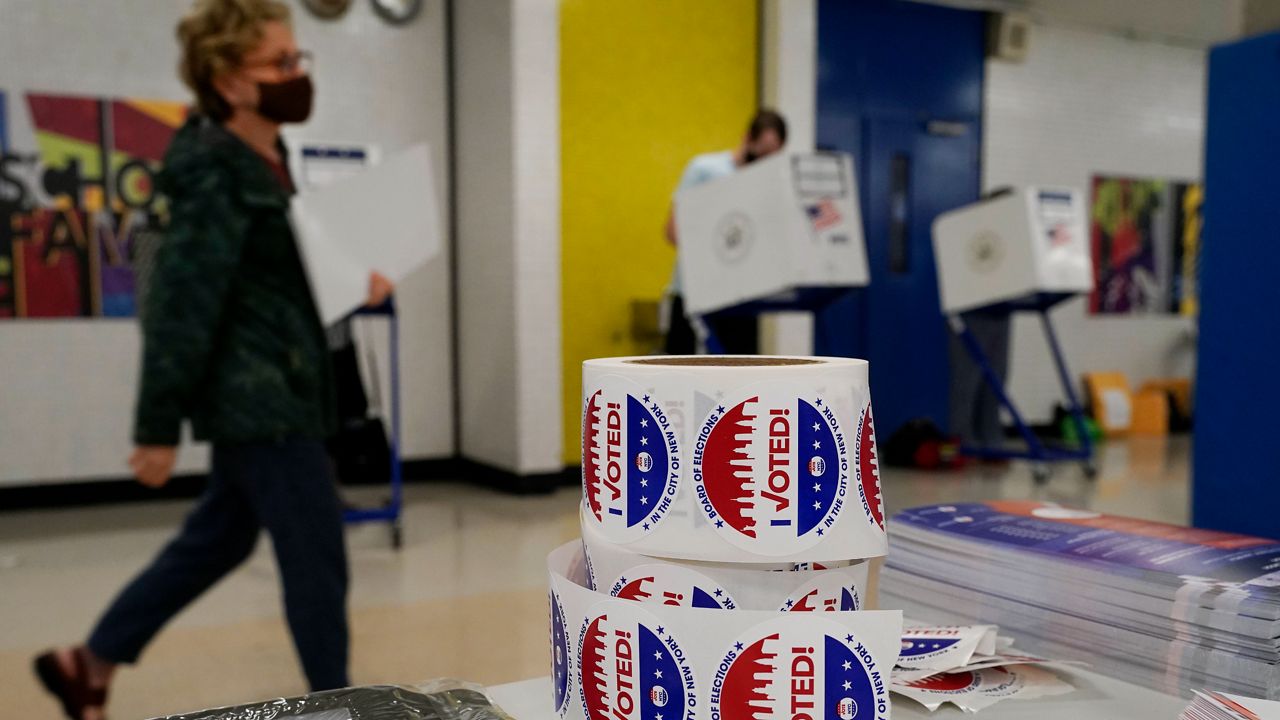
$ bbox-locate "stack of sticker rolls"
[547,356,903,720]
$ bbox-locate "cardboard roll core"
[627,356,824,367]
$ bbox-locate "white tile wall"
[455,0,564,475]
[918,0,1243,48]
[984,22,1203,423]
[0,1,453,485]
[761,0,818,356]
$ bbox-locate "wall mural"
[0,92,186,319]
[1089,175,1202,317]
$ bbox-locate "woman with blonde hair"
[34,2,390,716]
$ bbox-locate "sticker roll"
[581,510,871,613]
[581,356,886,563]
[547,542,903,720]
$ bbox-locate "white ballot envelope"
[290,143,441,324]
[674,151,869,316]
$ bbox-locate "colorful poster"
[12,207,90,317]
[1089,175,1201,316]
[0,92,186,319]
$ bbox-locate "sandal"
[34,648,108,720]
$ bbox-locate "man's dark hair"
[747,109,788,144]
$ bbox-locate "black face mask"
[257,74,313,124]
[744,150,759,164]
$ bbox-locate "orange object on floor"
[1139,378,1192,418]
[1084,371,1132,437]
[1130,388,1170,435]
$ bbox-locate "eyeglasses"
[242,50,313,75]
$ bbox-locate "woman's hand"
[366,271,394,307]
[129,446,177,488]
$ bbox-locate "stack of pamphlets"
[1182,690,1280,719]
[881,502,1280,699]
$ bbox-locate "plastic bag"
[150,681,514,720]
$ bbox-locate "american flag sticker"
[807,198,844,231]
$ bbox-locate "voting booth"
[932,187,1091,314]
[674,151,869,317]
[931,187,1096,481]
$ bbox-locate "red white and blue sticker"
[583,383,682,542]
[692,391,849,553]
[784,561,850,571]
[711,617,890,720]
[608,564,739,610]
[578,602,697,720]
[550,590,573,716]
[895,624,994,671]
[898,635,964,663]
[582,540,600,591]
[855,402,884,531]
[778,572,862,613]
[900,671,982,695]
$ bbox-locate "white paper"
[296,144,381,189]
[290,143,440,324]
[1221,692,1280,719]
[1101,388,1133,430]
[1184,690,1280,720]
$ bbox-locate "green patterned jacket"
[133,116,335,445]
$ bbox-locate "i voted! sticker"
[855,402,884,532]
[583,382,682,542]
[550,590,573,717]
[901,671,982,694]
[693,391,849,554]
[711,616,890,720]
[608,563,738,610]
[779,572,862,613]
[578,602,697,720]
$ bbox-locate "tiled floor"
[0,435,1189,719]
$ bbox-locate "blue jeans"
[87,438,349,690]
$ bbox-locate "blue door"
[858,118,980,436]
[815,0,985,439]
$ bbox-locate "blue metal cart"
[341,298,404,548]
[949,292,1095,483]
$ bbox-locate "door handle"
[889,152,910,275]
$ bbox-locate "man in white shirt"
[663,110,787,354]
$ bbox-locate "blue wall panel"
[816,0,985,437]
[1193,32,1280,537]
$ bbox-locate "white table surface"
[485,668,1188,719]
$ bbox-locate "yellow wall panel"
[560,0,759,462]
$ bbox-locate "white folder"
[290,142,441,324]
